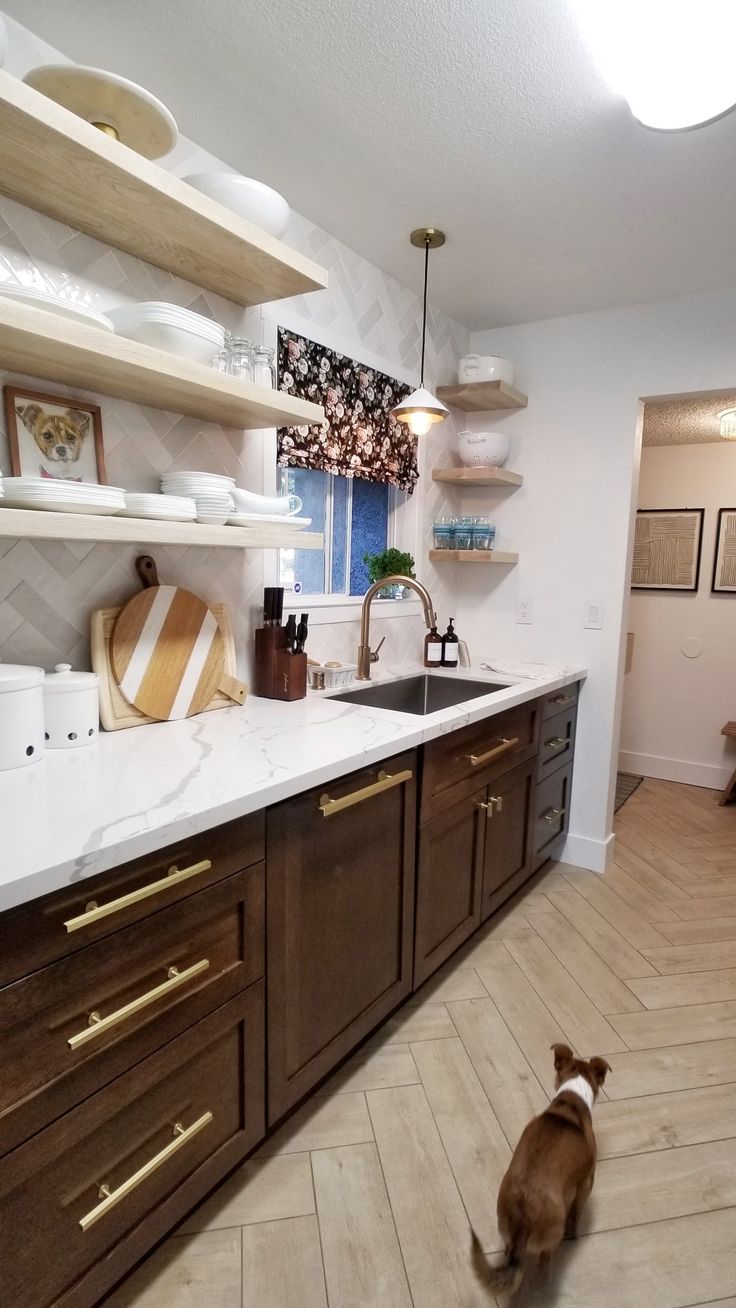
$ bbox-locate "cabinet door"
[414,788,486,988]
[267,751,416,1122]
[481,759,535,920]
[532,762,573,873]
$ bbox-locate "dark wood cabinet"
[481,759,535,918]
[532,762,573,872]
[414,786,486,986]
[266,750,417,1122]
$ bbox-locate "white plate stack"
[108,302,225,364]
[120,492,197,521]
[0,477,125,515]
[161,470,234,524]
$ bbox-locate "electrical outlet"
[584,600,604,629]
[517,598,533,625]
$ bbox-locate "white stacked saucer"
[161,471,234,524]
[1,477,125,515]
[120,492,197,521]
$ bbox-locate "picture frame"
[631,507,704,592]
[3,385,107,485]
[712,508,736,593]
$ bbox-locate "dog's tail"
[470,1229,525,1297]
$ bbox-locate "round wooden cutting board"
[111,583,226,721]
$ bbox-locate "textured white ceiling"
[643,394,736,445]
[6,0,736,329]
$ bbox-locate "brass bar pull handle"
[319,768,412,817]
[551,694,574,706]
[466,737,520,767]
[489,795,504,814]
[543,807,566,824]
[64,860,212,933]
[544,737,567,750]
[79,1112,213,1231]
[68,959,210,1050]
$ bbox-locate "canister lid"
[43,663,100,693]
[0,663,44,692]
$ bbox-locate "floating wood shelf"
[432,467,523,488]
[0,70,327,307]
[0,507,323,551]
[429,549,519,565]
[436,380,527,412]
[0,301,324,428]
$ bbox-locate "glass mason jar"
[228,336,254,381]
[252,345,276,388]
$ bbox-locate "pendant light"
[391,227,449,436]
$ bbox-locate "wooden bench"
[720,722,736,806]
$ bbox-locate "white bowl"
[196,513,229,525]
[108,303,224,363]
[458,355,514,386]
[457,431,511,468]
[183,172,290,238]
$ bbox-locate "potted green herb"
[363,547,416,598]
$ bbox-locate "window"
[278,466,394,597]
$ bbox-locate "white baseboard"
[618,750,729,791]
[559,831,615,875]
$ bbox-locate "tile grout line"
[363,1090,418,1308]
[307,1149,332,1308]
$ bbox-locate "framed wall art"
[631,507,704,591]
[3,385,107,484]
[712,508,736,593]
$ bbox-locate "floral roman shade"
[277,329,419,494]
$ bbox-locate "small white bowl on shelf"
[183,172,291,238]
[458,355,514,385]
[108,302,224,364]
[457,431,511,468]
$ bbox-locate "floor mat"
[615,771,644,812]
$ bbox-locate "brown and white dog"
[471,1043,611,1298]
[15,402,91,479]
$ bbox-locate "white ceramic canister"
[458,355,514,385]
[457,430,511,467]
[43,663,100,748]
[0,664,45,770]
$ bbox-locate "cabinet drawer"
[541,682,579,721]
[421,700,540,820]
[0,984,264,1308]
[0,811,264,987]
[532,764,573,871]
[0,865,264,1156]
[538,706,577,781]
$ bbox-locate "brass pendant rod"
[419,236,429,386]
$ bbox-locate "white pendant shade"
[392,386,449,436]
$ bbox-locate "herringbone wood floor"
[108,779,736,1308]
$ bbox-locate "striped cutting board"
[111,583,227,721]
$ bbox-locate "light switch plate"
[584,600,603,629]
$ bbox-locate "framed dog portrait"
[712,508,736,593]
[3,385,107,484]
[631,508,704,591]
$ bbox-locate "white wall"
[619,442,736,789]
[465,290,736,870]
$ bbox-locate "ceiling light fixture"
[566,0,736,131]
[391,227,449,437]
[718,408,736,438]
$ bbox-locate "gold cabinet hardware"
[542,807,566,824]
[476,800,494,818]
[544,737,567,750]
[551,693,574,706]
[465,737,520,767]
[64,860,212,933]
[319,768,412,817]
[68,959,210,1050]
[79,1111,213,1231]
[489,794,504,813]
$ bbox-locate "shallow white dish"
[226,512,312,530]
[162,471,235,488]
[121,492,196,521]
[196,512,229,525]
[119,506,196,521]
[2,477,124,497]
[183,172,290,238]
[1,494,123,514]
[23,65,178,160]
[0,284,114,332]
[231,487,302,517]
[109,303,224,364]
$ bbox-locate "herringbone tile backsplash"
[0,18,468,681]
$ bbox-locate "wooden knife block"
[273,649,307,701]
[255,628,307,700]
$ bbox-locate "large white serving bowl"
[183,172,291,239]
[108,302,224,363]
[457,430,511,468]
[231,486,302,517]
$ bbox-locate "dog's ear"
[588,1057,611,1087]
[551,1042,574,1071]
[15,403,42,432]
[65,409,91,438]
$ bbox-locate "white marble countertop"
[0,659,585,913]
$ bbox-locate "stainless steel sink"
[330,674,508,716]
